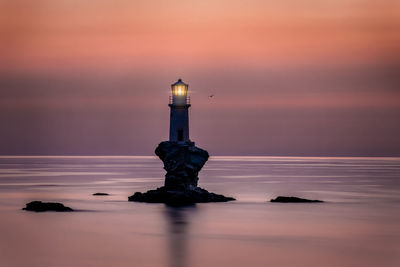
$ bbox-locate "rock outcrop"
[22,201,73,212]
[270,196,323,203]
[129,186,234,205]
[155,141,208,190]
[129,141,235,205]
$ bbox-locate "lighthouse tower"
[169,79,191,143]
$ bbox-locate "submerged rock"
[93,193,109,196]
[129,141,235,205]
[22,201,73,212]
[270,196,323,203]
[129,186,235,206]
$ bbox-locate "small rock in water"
[270,196,323,203]
[93,193,109,196]
[22,201,73,212]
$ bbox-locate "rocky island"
[93,192,109,196]
[129,141,235,205]
[23,201,73,212]
[270,196,323,203]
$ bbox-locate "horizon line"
[0,155,399,160]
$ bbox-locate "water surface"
[0,156,399,267]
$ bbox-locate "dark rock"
[270,196,323,203]
[93,193,109,196]
[155,141,209,190]
[129,186,235,206]
[129,141,235,205]
[22,201,73,212]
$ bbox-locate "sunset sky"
[1,0,399,155]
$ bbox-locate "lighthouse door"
[177,129,183,141]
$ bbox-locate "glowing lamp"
[171,78,188,97]
[170,78,189,106]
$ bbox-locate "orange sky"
[1,0,399,72]
[0,0,399,155]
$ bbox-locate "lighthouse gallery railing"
[169,96,190,105]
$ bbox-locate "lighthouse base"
[128,186,235,206]
[128,141,235,205]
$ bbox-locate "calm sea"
[0,156,399,267]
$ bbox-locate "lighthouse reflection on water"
[164,206,196,267]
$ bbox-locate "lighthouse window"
[173,85,186,96]
[177,130,183,141]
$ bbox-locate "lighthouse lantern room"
[169,79,191,143]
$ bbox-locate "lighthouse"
[169,79,191,143]
[128,78,235,203]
